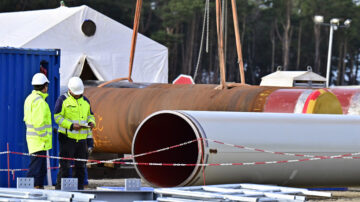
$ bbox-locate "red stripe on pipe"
[302,89,324,113]
[263,89,304,113]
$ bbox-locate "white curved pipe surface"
[132,111,360,187]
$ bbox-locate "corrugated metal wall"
[0,47,60,187]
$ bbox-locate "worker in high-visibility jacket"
[54,77,95,190]
[23,73,52,189]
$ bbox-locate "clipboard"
[80,124,91,128]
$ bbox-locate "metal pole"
[326,24,334,87]
[46,150,52,186]
[7,143,10,188]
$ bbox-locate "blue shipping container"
[0,47,60,187]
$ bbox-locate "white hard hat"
[32,73,49,85]
[68,77,84,95]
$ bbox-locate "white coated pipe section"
[132,110,360,187]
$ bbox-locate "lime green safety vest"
[54,92,95,141]
[23,90,52,154]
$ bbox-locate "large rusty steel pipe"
[132,110,360,187]
[84,84,342,154]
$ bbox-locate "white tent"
[0,5,168,86]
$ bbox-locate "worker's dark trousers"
[55,134,87,190]
[26,150,47,187]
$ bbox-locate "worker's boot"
[55,184,61,190]
[34,186,44,189]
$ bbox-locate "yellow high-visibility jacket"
[23,90,52,154]
[54,92,95,141]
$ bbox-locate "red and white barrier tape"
[205,138,360,159]
[2,137,360,171]
[9,151,101,163]
[3,155,355,171]
[94,138,201,164]
[0,166,73,172]
[49,155,360,167]
[107,155,360,167]
[3,138,201,168]
[0,168,27,172]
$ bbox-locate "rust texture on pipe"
[85,85,279,153]
[84,84,343,154]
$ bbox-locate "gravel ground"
[86,179,360,201]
